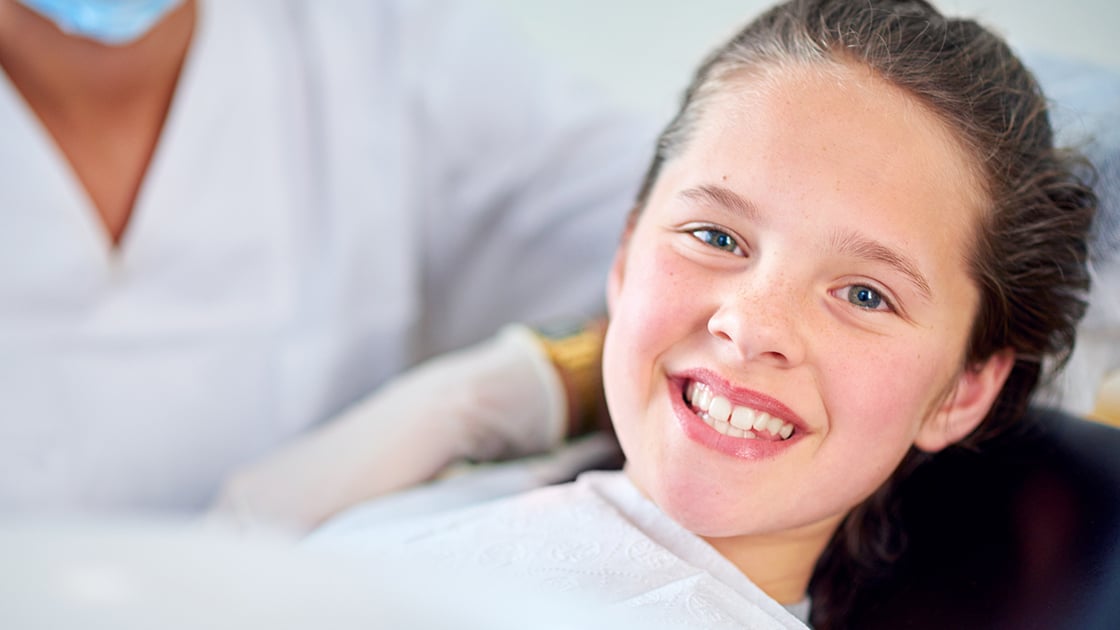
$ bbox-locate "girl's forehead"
[642,63,989,287]
[684,62,988,216]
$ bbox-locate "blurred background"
[492,0,1120,119]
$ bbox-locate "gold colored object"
[1089,369,1120,427]
[533,320,606,435]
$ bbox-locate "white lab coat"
[0,0,652,512]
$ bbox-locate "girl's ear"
[914,348,1015,453]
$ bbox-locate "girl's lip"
[671,368,808,432]
[663,367,806,461]
[668,376,805,460]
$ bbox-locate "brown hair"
[630,0,1096,625]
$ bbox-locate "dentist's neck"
[0,0,197,244]
[0,0,196,117]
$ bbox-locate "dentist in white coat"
[0,0,650,528]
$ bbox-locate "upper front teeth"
[686,381,795,440]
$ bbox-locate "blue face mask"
[18,0,186,46]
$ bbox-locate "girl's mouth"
[683,380,796,441]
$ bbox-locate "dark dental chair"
[846,407,1120,629]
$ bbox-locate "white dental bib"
[313,470,810,629]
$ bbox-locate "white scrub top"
[0,0,652,513]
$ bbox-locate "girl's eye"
[846,285,889,311]
[690,228,743,255]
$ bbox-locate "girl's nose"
[706,274,807,367]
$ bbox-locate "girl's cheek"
[825,338,949,434]
[625,249,705,331]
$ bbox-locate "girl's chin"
[626,464,750,534]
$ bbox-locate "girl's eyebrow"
[680,185,761,221]
[830,230,933,300]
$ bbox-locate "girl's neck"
[703,516,842,605]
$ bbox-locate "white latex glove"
[206,324,567,534]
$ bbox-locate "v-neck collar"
[0,60,114,273]
[116,0,231,268]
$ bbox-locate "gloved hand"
[206,324,568,534]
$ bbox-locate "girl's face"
[603,63,1013,547]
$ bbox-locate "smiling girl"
[325,1,1096,627]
